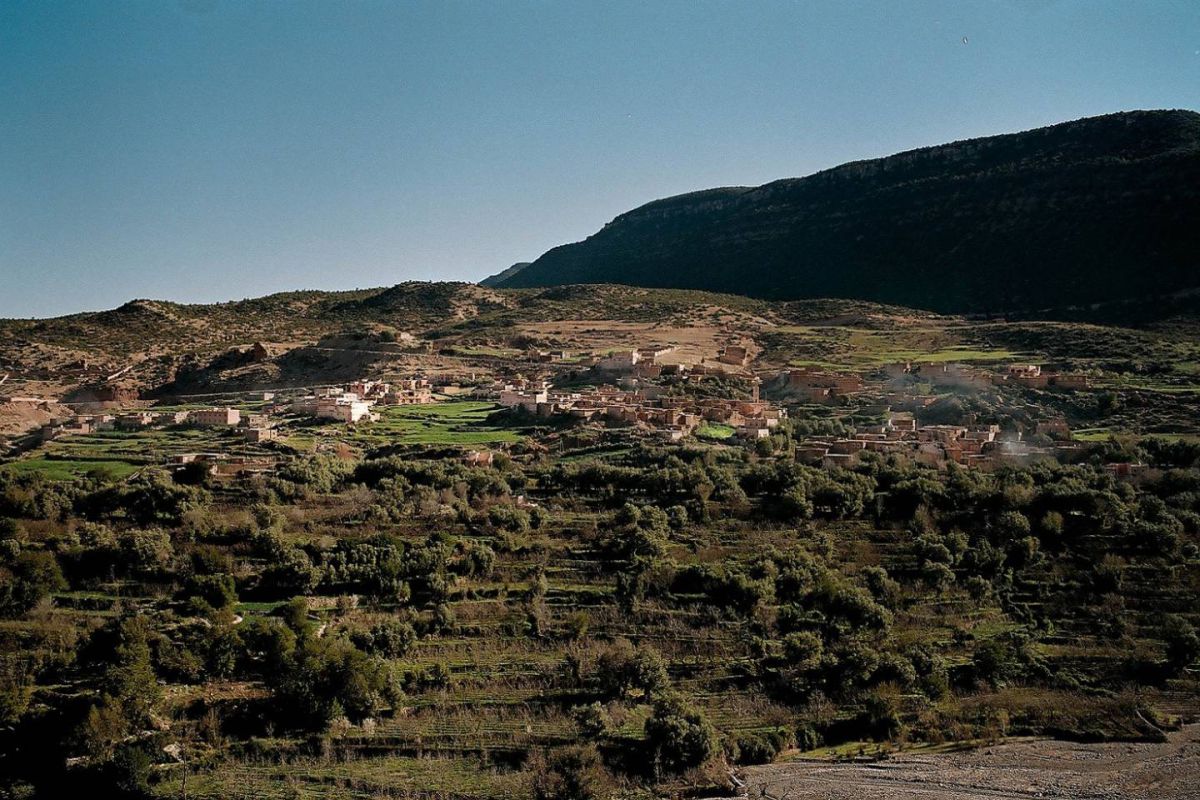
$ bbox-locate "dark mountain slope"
[496,110,1200,314]
[479,262,532,287]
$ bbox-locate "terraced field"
[347,401,525,447]
[104,500,1193,797]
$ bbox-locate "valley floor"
[743,724,1200,800]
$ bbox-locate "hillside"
[494,110,1200,314]
[0,282,897,401]
[4,278,1200,799]
[479,261,532,287]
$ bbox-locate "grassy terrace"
[329,401,524,448]
[131,506,1200,797]
[0,457,143,480]
[767,324,1021,371]
[158,754,531,800]
[1,425,275,479]
[694,423,734,440]
[3,402,526,480]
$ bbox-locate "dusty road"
[742,725,1200,800]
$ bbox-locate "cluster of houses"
[496,379,787,442]
[794,411,1081,470]
[167,451,279,478]
[21,344,1107,476]
[784,368,868,403]
[36,375,444,447]
[593,346,678,375]
[287,378,436,424]
[776,360,1095,469]
[581,345,751,380]
[993,363,1090,390]
[0,395,53,408]
[527,348,571,363]
[291,391,375,424]
[38,406,285,444]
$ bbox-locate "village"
[485,348,1096,470]
[780,361,1090,469]
[6,333,1120,479]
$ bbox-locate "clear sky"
[1,0,1197,318]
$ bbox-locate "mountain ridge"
[493,110,1200,314]
[479,262,532,287]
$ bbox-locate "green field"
[2,402,524,480]
[0,458,142,481]
[695,422,735,439]
[772,325,1020,370]
[342,401,523,446]
[1,426,268,480]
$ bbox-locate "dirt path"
[742,726,1200,800]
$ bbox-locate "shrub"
[488,504,530,533]
[733,728,791,764]
[964,575,992,602]
[0,550,67,617]
[351,620,416,658]
[644,694,718,774]
[794,722,822,751]
[185,573,238,610]
[1163,616,1200,674]
[269,636,399,729]
[595,640,671,702]
[921,561,956,593]
[530,745,613,800]
[782,631,823,670]
[0,655,34,723]
[103,742,155,797]
[860,689,902,741]
[862,565,901,604]
[972,639,1019,688]
[570,702,609,739]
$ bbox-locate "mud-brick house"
[189,407,241,427]
[718,345,750,366]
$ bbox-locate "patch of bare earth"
[0,400,68,438]
[743,725,1200,800]
[520,319,750,365]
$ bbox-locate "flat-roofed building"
[242,427,277,443]
[315,397,373,423]
[189,408,241,427]
[718,345,750,366]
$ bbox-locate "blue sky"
[1,0,1197,317]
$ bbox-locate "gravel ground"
[741,725,1200,800]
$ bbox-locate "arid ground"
[743,725,1200,800]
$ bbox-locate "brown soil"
[0,400,68,438]
[742,726,1200,799]
[520,319,742,365]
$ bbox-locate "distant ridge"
[480,262,531,287]
[493,110,1200,314]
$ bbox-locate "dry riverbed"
[742,725,1200,799]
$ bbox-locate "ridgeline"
[492,110,1200,315]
